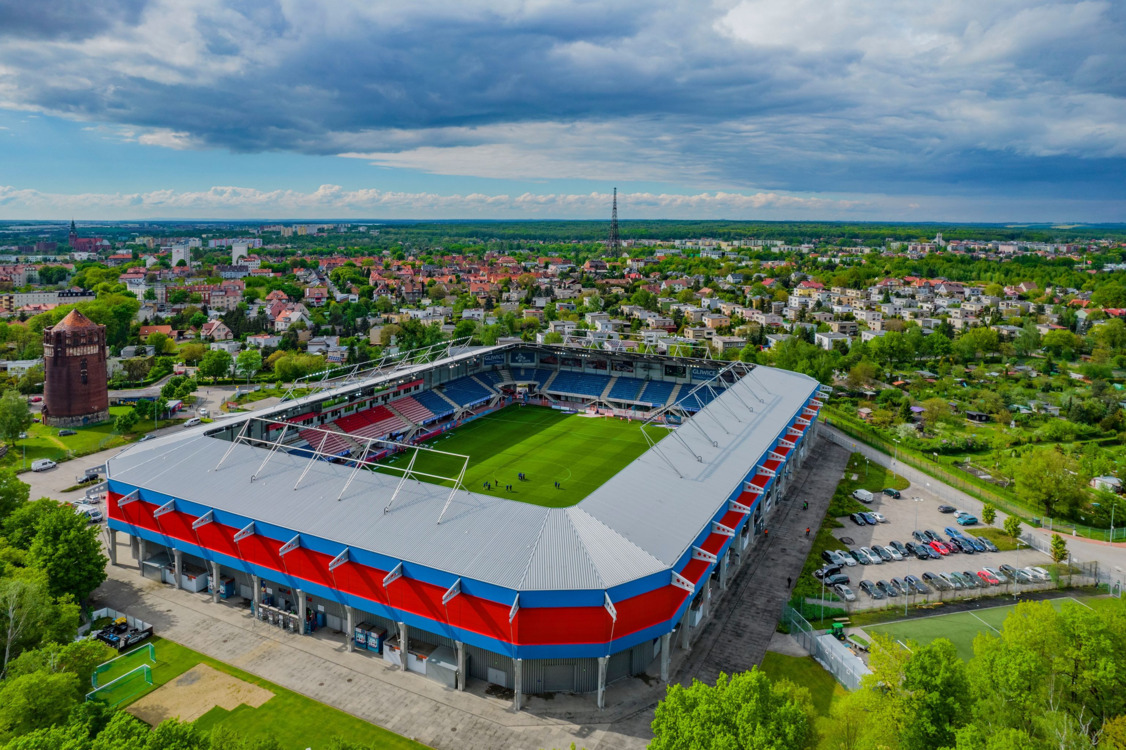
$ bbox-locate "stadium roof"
[106,353,819,592]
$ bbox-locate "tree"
[198,350,233,383]
[180,343,206,365]
[1003,514,1022,540]
[121,357,151,383]
[981,503,996,526]
[1050,533,1068,564]
[650,668,818,750]
[0,570,79,679]
[0,469,29,523]
[920,397,952,428]
[0,671,80,742]
[27,504,107,602]
[7,638,115,687]
[846,361,876,389]
[542,331,564,344]
[900,638,971,747]
[113,410,139,435]
[235,349,262,384]
[1013,449,1086,518]
[16,366,44,396]
[145,332,171,354]
[0,390,32,448]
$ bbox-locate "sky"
[0,0,1124,222]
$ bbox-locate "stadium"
[104,343,827,708]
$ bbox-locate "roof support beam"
[712,521,736,537]
[692,546,717,563]
[671,571,695,594]
[234,522,256,542]
[442,578,461,606]
[252,423,290,482]
[279,534,301,557]
[383,562,403,588]
[729,499,751,514]
[758,465,776,477]
[509,594,520,623]
[153,499,176,518]
[191,510,214,530]
[117,489,140,507]
[603,592,617,622]
[328,548,350,572]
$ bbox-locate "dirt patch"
[127,663,273,725]
[766,631,809,657]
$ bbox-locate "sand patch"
[127,663,273,725]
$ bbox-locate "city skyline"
[1,0,1123,221]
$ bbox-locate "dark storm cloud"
[0,0,150,40]
[1,0,1124,200]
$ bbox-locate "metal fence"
[784,605,871,691]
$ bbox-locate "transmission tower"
[608,187,622,255]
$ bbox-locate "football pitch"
[377,406,659,507]
[865,596,1097,661]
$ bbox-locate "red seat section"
[390,396,434,424]
[298,428,352,455]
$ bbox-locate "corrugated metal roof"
[107,359,818,593]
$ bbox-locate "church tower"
[68,219,78,248]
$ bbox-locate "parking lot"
[825,484,1052,609]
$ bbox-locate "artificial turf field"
[865,596,1103,661]
[377,405,659,507]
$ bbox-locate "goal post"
[92,642,156,687]
[85,664,154,707]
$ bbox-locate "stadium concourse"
[103,343,828,709]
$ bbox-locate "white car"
[183,417,202,427]
[882,545,903,561]
[871,512,888,524]
[831,550,857,567]
[1026,566,1051,581]
[31,459,56,472]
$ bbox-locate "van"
[183,417,202,427]
[31,459,56,472]
[852,489,874,504]
[75,505,103,523]
[199,408,209,418]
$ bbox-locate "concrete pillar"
[455,641,466,691]
[679,608,691,650]
[210,561,221,604]
[252,574,261,609]
[137,537,147,577]
[130,534,139,561]
[702,581,711,620]
[660,632,671,682]
[345,606,355,653]
[398,622,409,667]
[107,529,118,566]
[597,655,608,710]
[719,552,729,591]
[296,590,306,634]
[172,548,183,590]
[512,658,523,711]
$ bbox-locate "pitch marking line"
[968,611,1001,635]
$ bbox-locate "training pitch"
[378,406,659,507]
[864,596,1093,661]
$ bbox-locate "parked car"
[912,530,929,543]
[962,535,987,553]
[74,505,103,523]
[951,537,976,554]
[876,580,899,597]
[58,429,77,436]
[903,575,929,594]
[31,459,56,472]
[1012,568,1033,583]
[944,526,963,538]
[852,489,874,504]
[880,544,903,561]
[184,417,202,427]
[938,505,956,514]
[939,572,963,590]
[905,542,927,559]
[890,577,908,595]
[859,547,884,565]
[977,536,999,553]
[850,513,868,526]
[986,566,1010,583]
[29,396,42,403]
[814,565,843,581]
[999,564,1018,579]
[889,541,909,557]
[872,545,895,562]
[977,569,1000,585]
[928,540,951,556]
[952,571,978,589]
[861,512,879,525]
[859,580,884,599]
[1027,566,1051,581]
[835,550,858,567]
[922,572,950,591]
[824,573,851,587]
[882,488,902,499]
[957,514,979,526]
[834,583,856,602]
[871,512,888,524]
[924,529,943,543]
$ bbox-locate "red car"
[977,569,1000,585]
[928,540,951,556]
[29,396,42,403]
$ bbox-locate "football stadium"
[105,343,827,708]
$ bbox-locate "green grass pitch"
[865,597,1091,661]
[377,406,660,507]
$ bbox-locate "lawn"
[864,596,1106,661]
[377,406,657,507]
[759,652,848,750]
[91,637,427,750]
[7,405,183,473]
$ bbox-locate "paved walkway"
[680,439,849,685]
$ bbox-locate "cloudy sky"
[0,0,1123,221]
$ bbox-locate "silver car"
[834,583,856,602]
[859,547,884,565]
[832,550,857,567]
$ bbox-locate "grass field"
[865,596,1103,661]
[378,406,658,507]
[91,637,426,749]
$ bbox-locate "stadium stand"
[440,376,493,407]
[413,390,456,420]
[334,405,409,439]
[676,385,722,412]
[607,377,646,402]
[476,370,506,388]
[299,428,353,456]
[548,371,611,399]
[638,379,677,407]
[390,396,435,425]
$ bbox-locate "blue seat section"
[476,370,505,388]
[676,385,721,412]
[441,376,493,408]
[608,377,646,401]
[513,368,553,388]
[414,389,455,419]
[549,371,610,398]
[638,379,676,406]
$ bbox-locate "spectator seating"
[441,376,493,407]
[390,396,434,425]
[676,385,721,412]
[413,389,456,420]
[608,377,646,402]
[334,405,409,440]
[638,379,676,407]
[299,428,353,456]
[475,370,505,388]
[548,371,610,399]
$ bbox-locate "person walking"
[787,576,791,588]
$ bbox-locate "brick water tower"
[42,309,110,427]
